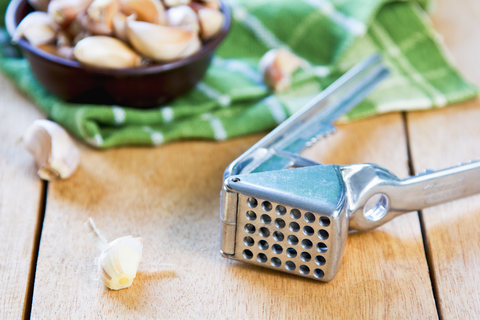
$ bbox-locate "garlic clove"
[166,5,199,34]
[118,0,165,24]
[200,0,220,10]
[13,12,59,46]
[74,36,142,68]
[84,218,143,290]
[164,0,190,7]
[22,119,80,181]
[81,12,114,35]
[126,19,201,62]
[47,0,94,26]
[28,0,51,12]
[259,49,304,92]
[87,0,119,28]
[197,7,223,40]
[112,12,129,42]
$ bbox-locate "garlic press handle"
[343,161,480,231]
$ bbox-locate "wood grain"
[30,112,437,319]
[0,74,45,319]
[406,0,480,318]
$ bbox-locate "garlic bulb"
[164,0,190,7]
[126,19,201,62]
[74,36,142,68]
[259,49,303,92]
[166,5,199,34]
[84,218,143,290]
[22,120,79,181]
[48,0,94,26]
[118,0,165,24]
[28,0,51,12]
[197,7,223,40]
[12,12,59,46]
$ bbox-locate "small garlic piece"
[112,12,129,42]
[197,7,223,40]
[87,0,120,33]
[166,5,199,34]
[12,12,59,46]
[126,18,201,62]
[84,218,143,290]
[28,0,51,12]
[22,120,79,181]
[74,36,142,68]
[259,49,303,92]
[164,0,190,7]
[118,0,165,24]
[47,0,94,26]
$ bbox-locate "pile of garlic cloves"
[14,0,225,68]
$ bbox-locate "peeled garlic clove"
[164,0,190,7]
[13,12,59,46]
[87,0,119,28]
[119,0,165,24]
[74,36,142,68]
[126,19,201,62]
[197,7,223,40]
[112,12,129,42]
[166,5,199,34]
[200,0,219,10]
[84,218,143,290]
[259,49,303,92]
[81,12,114,34]
[48,0,94,26]
[22,120,79,181]
[28,0,51,12]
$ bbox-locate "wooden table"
[1,0,480,318]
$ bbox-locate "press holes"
[244,236,254,247]
[258,240,269,250]
[287,235,299,246]
[318,229,329,240]
[262,201,272,212]
[289,222,300,232]
[290,209,301,219]
[247,197,258,208]
[273,231,284,242]
[316,242,328,253]
[304,212,315,223]
[285,261,296,271]
[245,224,255,234]
[257,253,267,263]
[275,218,285,229]
[314,269,325,279]
[261,214,272,224]
[303,226,314,236]
[300,252,311,262]
[272,244,283,255]
[259,227,270,238]
[315,255,326,266]
[246,211,257,221]
[286,248,297,258]
[299,265,310,275]
[271,257,281,267]
[243,249,253,259]
[301,239,313,250]
[276,205,286,216]
[319,216,330,227]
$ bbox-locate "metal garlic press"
[219,55,480,282]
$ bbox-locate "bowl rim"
[5,0,231,76]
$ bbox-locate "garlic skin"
[22,119,80,181]
[166,5,199,34]
[259,49,303,92]
[47,0,94,26]
[197,8,223,40]
[84,218,143,290]
[164,0,190,7]
[74,36,142,68]
[12,12,59,46]
[118,0,165,24]
[126,19,201,62]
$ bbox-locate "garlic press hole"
[273,231,284,242]
[315,255,326,266]
[285,261,296,271]
[272,244,283,255]
[271,257,281,267]
[258,240,269,250]
[364,193,389,222]
[243,249,253,259]
[286,248,297,258]
[262,201,273,212]
[244,236,254,247]
[245,224,256,234]
[247,197,258,208]
[276,205,286,216]
[261,214,272,224]
[318,229,329,240]
[257,253,267,263]
[299,265,310,275]
[246,211,257,221]
[314,269,325,279]
[300,252,311,262]
[290,209,301,219]
[301,239,313,250]
[319,216,330,227]
[316,242,328,253]
[289,222,300,232]
[275,218,285,229]
[304,212,315,223]
[303,226,314,236]
[259,227,270,238]
[287,235,299,246]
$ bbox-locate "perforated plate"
[234,194,336,281]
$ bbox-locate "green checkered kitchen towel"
[0,0,477,148]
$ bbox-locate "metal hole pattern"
[238,196,331,280]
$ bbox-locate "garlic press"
[220,55,480,282]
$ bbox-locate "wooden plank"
[0,74,45,319]
[406,0,480,318]
[31,112,437,319]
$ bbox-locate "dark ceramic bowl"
[5,0,230,108]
